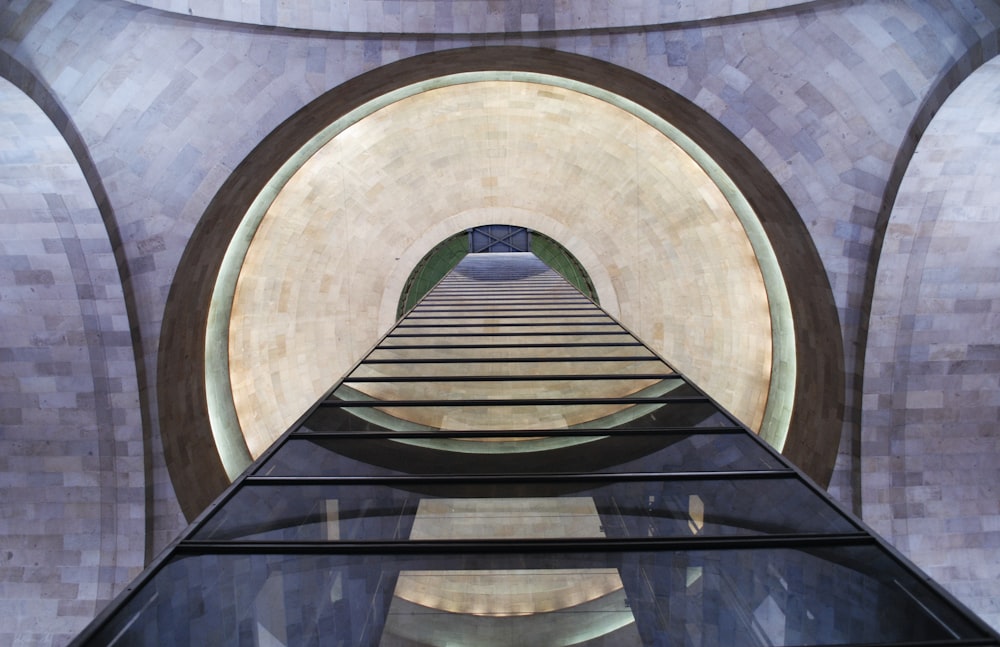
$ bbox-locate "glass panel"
[349,358,672,379]
[194,476,855,542]
[85,547,985,646]
[333,377,686,402]
[392,325,618,335]
[417,298,594,307]
[367,345,654,361]
[307,390,715,432]
[414,309,596,317]
[395,316,621,324]
[255,433,779,478]
[381,332,634,345]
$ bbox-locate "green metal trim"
[530,230,599,303]
[396,232,468,319]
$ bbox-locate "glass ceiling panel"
[332,376,686,402]
[301,398,728,432]
[194,476,856,542]
[348,358,673,379]
[254,432,781,478]
[366,345,656,360]
[85,547,987,647]
[381,332,636,345]
[72,252,1000,647]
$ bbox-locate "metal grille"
[469,224,530,253]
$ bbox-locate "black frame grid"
[70,253,1000,647]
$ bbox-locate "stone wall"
[1,0,999,642]
[119,0,810,33]
[863,55,1000,628]
[0,77,143,647]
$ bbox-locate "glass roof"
[73,253,1000,646]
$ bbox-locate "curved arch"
[123,0,823,34]
[160,46,843,519]
[852,31,1000,512]
[861,53,1000,629]
[216,76,788,472]
[0,50,153,529]
[0,73,144,639]
[0,53,134,303]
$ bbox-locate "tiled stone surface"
[0,78,144,646]
[122,0,808,34]
[0,0,998,641]
[862,56,1000,630]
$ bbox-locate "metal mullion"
[419,298,590,304]
[415,305,592,311]
[424,295,582,301]
[341,373,680,383]
[393,324,622,330]
[174,533,876,556]
[386,330,632,340]
[322,395,708,407]
[361,356,661,364]
[432,280,569,283]
[791,641,1000,647]
[290,426,741,439]
[375,341,643,349]
[403,313,606,320]
[418,298,591,303]
[419,302,586,307]
[426,289,578,296]
[426,303,590,307]
[409,310,600,317]
[244,470,796,487]
[408,311,600,318]
[411,305,597,311]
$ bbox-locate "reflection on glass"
[195,477,854,542]
[303,397,724,433]
[256,432,778,478]
[88,548,984,646]
[77,253,996,647]
[349,358,671,379]
[335,376,682,403]
[367,345,654,361]
[384,569,638,646]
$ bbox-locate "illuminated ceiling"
[208,75,793,477]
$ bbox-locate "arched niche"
[159,47,843,519]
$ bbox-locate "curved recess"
[162,47,840,519]
[207,72,795,482]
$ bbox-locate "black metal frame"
[69,252,1000,647]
